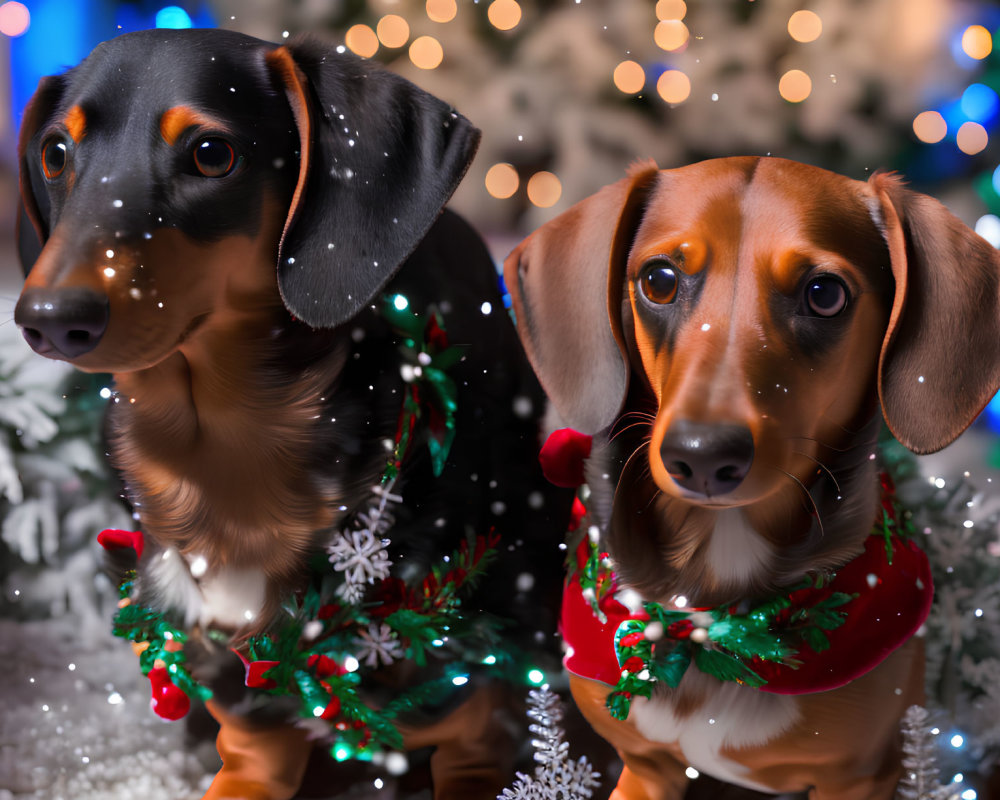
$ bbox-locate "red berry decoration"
[539,428,593,488]
[148,666,191,720]
[97,529,145,559]
[307,654,346,678]
[621,656,645,675]
[320,695,341,721]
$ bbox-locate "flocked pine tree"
[0,324,132,637]
[883,435,1000,785]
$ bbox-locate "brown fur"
[505,156,1000,798]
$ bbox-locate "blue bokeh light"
[960,83,1000,124]
[155,6,192,29]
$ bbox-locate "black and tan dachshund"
[15,28,568,799]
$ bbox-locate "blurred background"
[3,0,1000,255]
[1,1,1000,798]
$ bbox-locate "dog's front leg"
[201,700,313,800]
[398,682,516,799]
[569,675,690,800]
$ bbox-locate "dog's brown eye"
[639,261,678,305]
[193,137,238,177]
[805,275,848,317]
[41,136,70,180]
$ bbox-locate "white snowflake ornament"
[327,527,392,603]
[355,622,404,667]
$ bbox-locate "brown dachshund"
[505,157,1000,799]
[15,28,567,800]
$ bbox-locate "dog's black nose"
[15,287,109,358]
[660,420,755,497]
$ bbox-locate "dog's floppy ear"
[503,162,659,434]
[871,172,1000,454]
[17,75,64,275]
[265,38,480,328]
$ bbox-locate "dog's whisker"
[765,464,825,539]
[791,450,842,494]
[783,435,874,455]
[609,419,654,443]
[617,409,656,422]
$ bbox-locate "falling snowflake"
[355,622,404,667]
[498,686,600,800]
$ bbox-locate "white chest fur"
[630,678,801,791]
[706,508,775,590]
[146,548,267,630]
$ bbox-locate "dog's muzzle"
[15,287,109,359]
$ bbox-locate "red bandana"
[561,527,932,695]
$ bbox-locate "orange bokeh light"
[657,70,691,104]
[654,19,690,51]
[787,10,822,43]
[426,0,458,23]
[613,61,646,94]
[779,69,812,102]
[377,15,410,49]
[488,0,522,31]
[409,35,444,70]
[957,121,988,155]
[345,24,378,58]
[527,171,562,208]
[962,24,992,60]
[912,111,947,144]
[485,163,519,199]
[656,0,687,21]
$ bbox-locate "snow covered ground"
[0,617,212,800]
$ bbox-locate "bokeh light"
[527,171,562,208]
[657,69,691,104]
[155,5,192,29]
[426,0,458,23]
[377,15,410,48]
[526,668,546,685]
[485,163,519,199]
[979,213,1000,246]
[0,1,29,37]
[993,166,1000,197]
[613,60,646,94]
[960,83,999,124]
[488,0,521,31]
[409,35,444,69]
[654,19,690,51]
[961,24,993,60]
[656,0,686,21]
[956,121,988,154]
[345,24,379,58]
[913,111,947,144]
[787,10,822,43]
[779,69,812,102]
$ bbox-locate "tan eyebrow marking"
[64,105,86,142]
[159,106,220,146]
